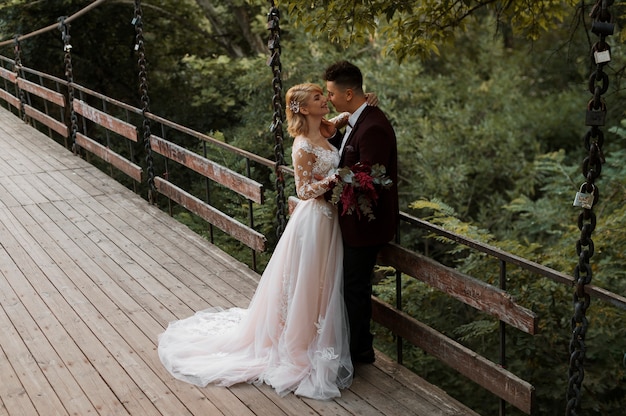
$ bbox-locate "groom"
[324,61,399,364]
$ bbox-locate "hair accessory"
[289,100,300,114]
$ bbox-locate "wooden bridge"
[1,53,626,415]
[0,105,481,415]
[0,3,625,412]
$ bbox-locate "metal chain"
[267,1,287,239]
[13,36,27,121]
[566,1,613,414]
[133,0,156,204]
[58,17,79,153]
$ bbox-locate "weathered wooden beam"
[0,88,20,108]
[24,105,68,137]
[150,135,263,204]
[154,176,266,252]
[400,212,626,310]
[287,195,298,214]
[17,78,65,107]
[0,66,17,83]
[73,100,138,142]
[75,133,142,182]
[372,297,535,414]
[378,243,538,335]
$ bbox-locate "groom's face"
[325,81,350,113]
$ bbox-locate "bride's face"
[301,91,330,117]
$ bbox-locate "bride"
[158,83,353,400]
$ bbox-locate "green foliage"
[391,19,585,227]
[3,1,626,414]
[282,0,581,60]
[380,195,626,414]
[400,127,626,413]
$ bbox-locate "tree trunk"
[195,0,266,57]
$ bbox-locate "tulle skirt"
[158,197,352,400]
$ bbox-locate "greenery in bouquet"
[330,162,392,221]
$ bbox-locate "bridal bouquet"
[330,162,392,221]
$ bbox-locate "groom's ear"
[345,88,353,102]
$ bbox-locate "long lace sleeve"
[328,112,350,128]
[293,141,336,200]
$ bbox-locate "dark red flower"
[330,162,392,221]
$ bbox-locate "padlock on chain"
[573,184,594,209]
[594,49,611,64]
[586,101,607,126]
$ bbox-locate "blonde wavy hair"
[286,83,323,137]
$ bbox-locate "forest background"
[0,0,625,414]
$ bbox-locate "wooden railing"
[0,54,272,269]
[145,111,269,254]
[1,55,625,416]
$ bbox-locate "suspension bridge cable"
[0,0,108,48]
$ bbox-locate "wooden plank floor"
[0,105,480,416]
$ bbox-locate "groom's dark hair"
[323,61,363,93]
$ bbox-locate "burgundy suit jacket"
[330,106,398,247]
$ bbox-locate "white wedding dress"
[158,137,352,400]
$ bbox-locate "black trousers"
[343,244,382,355]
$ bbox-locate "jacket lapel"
[341,106,371,160]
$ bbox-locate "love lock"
[586,100,606,127]
[573,184,594,209]
[594,49,611,64]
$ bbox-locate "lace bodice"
[292,137,339,200]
